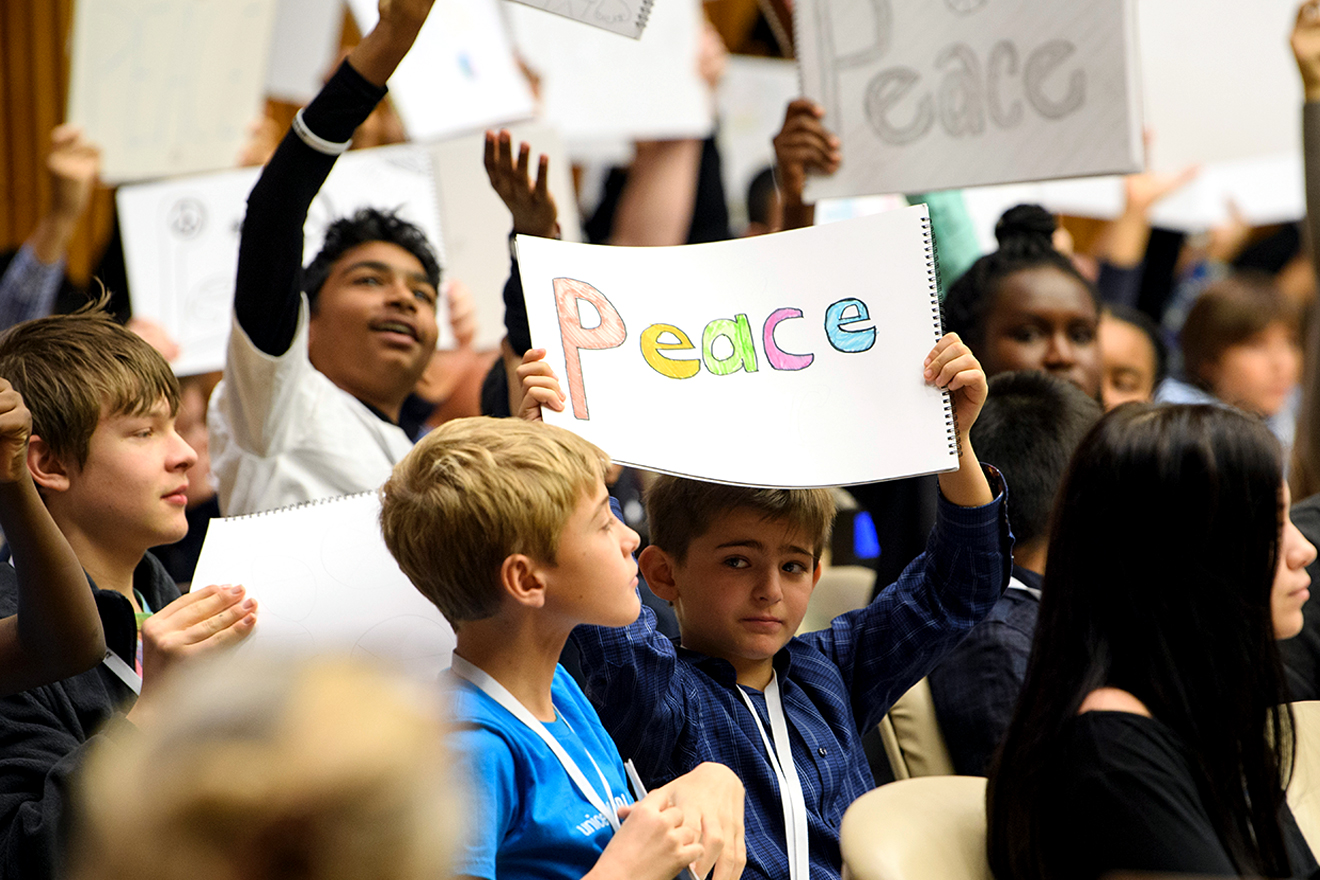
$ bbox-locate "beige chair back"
[841,775,992,880]
[877,678,955,780]
[1289,700,1320,851]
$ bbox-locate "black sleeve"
[233,61,386,356]
[0,683,133,880]
[503,254,532,356]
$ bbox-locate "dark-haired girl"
[944,204,1102,399]
[987,404,1318,880]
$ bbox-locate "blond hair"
[68,654,455,880]
[646,476,836,563]
[380,416,609,628]
[0,306,179,467]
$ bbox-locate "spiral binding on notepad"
[225,490,378,521]
[635,0,655,31]
[921,214,963,461]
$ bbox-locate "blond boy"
[381,417,744,880]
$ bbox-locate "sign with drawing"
[794,0,1143,199]
[505,0,656,38]
[118,144,447,377]
[517,206,959,488]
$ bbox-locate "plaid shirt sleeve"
[804,464,1012,733]
[0,245,61,331]
[570,589,691,762]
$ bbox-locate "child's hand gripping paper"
[924,333,995,507]
[128,584,257,726]
[516,348,566,423]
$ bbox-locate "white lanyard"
[101,649,141,694]
[1006,575,1041,601]
[737,671,809,880]
[450,654,620,831]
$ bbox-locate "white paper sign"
[347,0,535,141]
[428,123,583,351]
[191,491,456,682]
[518,206,958,487]
[506,0,655,38]
[507,0,713,147]
[795,0,1143,200]
[264,0,346,104]
[119,144,447,377]
[716,56,801,232]
[67,0,280,184]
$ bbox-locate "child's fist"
[924,332,988,437]
[516,348,566,422]
[0,380,33,485]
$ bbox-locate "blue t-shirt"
[446,664,635,880]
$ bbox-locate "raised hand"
[924,332,988,435]
[1294,0,1320,101]
[772,99,841,208]
[0,380,32,485]
[46,125,101,226]
[485,130,560,239]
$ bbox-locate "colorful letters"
[551,281,879,420]
[554,278,626,420]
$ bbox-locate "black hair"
[968,371,1101,548]
[987,404,1293,880]
[944,204,1097,349]
[301,208,442,305]
[746,166,778,228]
[1102,303,1169,386]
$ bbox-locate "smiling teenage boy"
[380,417,745,880]
[0,310,258,880]
[519,333,1011,880]
[209,0,450,515]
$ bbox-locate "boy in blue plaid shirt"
[519,332,1011,880]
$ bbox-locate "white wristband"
[292,108,352,156]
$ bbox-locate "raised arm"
[0,380,103,694]
[485,129,560,393]
[0,127,101,332]
[1290,0,1320,494]
[233,0,434,356]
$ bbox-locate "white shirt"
[208,297,414,515]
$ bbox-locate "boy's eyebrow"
[715,539,816,558]
[342,260,434,288]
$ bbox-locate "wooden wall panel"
[0,0,110,286]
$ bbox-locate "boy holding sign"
[518,331,1010,880]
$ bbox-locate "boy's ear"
[639,545,679,602]
[26,435,70,493]
[498,553,548,609]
